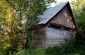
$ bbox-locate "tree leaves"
[72,0,85,36]
[0,0,55,54]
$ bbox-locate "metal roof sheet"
[38,1,69,24]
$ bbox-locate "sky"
[51,0,71,7]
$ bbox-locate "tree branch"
[5,0,16,10]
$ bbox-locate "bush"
[14,38,85,55]
[15,48,46,55]
[46,46,65,55]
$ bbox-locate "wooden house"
[33,1,77,48]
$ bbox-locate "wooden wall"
[33,27,74,48]
[49,6,75,29]
[45,27,74,48]
[33,27,46,48]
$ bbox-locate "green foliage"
[46,39,85,55]
[15,48,45,55]
[0,0,55,55]
[72,0,85,33]
[14,39,85,55]
[46,46,64,55]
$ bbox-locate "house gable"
[38,1,69,24]
[38,1,77,30]
[48,5,75,29]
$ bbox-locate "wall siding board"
[45,27,73,48]
[49,6,75,29]
[33,27,74,48]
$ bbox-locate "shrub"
[15,48,45,55]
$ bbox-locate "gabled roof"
[38,1,69,24]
